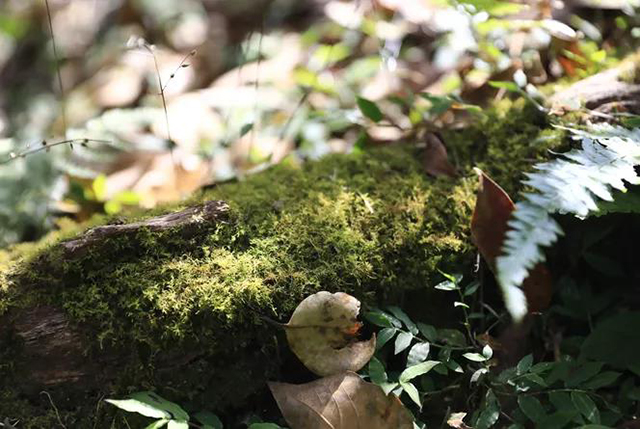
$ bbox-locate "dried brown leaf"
[447,412,473,429]
[285,292,375,376]
[470,169,552,314]
[423,133,457,178]
[268,372,413,429]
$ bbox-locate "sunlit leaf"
[407,342,430,367]
[395,332,414,355]
[285,292,375,376]
[400,380,421,407]
[376,327,398,350]
[268,372,413,429]
[399,361,440,383]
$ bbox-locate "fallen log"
[1,54,638,426]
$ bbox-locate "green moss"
[443,98,567,196]
[0,100,567,427]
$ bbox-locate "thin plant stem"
[44,0,67,138]
[145,45,172,145]
[250,19,265,148]
[161,50,197,92]
[41,391,67,429]
[1,138,110,165]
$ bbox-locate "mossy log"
[0,99,597,427]
[550,52,640,113]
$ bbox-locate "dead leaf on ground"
[447,412,474,429]
[470,169,552,315]
[423,132,457,178]
[268,371,413,429]
[285,291,375,376]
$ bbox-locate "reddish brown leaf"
[470,168,514,265]
[423,133,457,178]
[470,169,552,314]
[268,371,413,429]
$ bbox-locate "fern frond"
[496,123,640,321]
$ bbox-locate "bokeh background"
[0,0,638,246]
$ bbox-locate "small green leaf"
[368,357,387,385]
[92,174,107,202]
[112,190,140,205]
[622,116,640,128]
[482,345,493,359]
[144,420,169,429]
[130,392,189,421]
[546,361,572,385]
[565,362,604,387]
[530,362,554,374]
[548,391,576,414]
[522,373,547,387]
[352,130,368,154]
[580,371,621,390]
[517,354,533,375]
[518,396,546,423]
[417,323,437,342]
[572,391,600,423]
[420,93,453,116]
[400,360,440,383]
[376,327,397,350]
[356,96,383,122]
[395,332,414,355]
[380,381,399,395]
[489,80,520,92]
[194,411,223,429]
[464,281,480,296]
[537,412,574,428]
[446,359,464,373]
[463,352,488,362]
[475,390,500,429]
[407,342,430,367]
[471,368,489,383]
[364,311,401,328]
[387,306,418,334]
[239,123,254,138]
[438,329,467,347]
[497,367,516,383]
[104,398,170,419]
[434,280,457,291]
[400,381,421,407]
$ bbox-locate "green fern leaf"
[496,124,640,320]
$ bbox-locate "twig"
[0,138,110,165]
[161,49,197,92]
[250,20,265,148]
[44,0,67,138]
[40,391,67,429]
[143,44,173,146]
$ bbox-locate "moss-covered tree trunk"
[1,57,638,427]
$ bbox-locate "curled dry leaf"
[285,291,375,376]
[268,371,413,429]
[423,132,457,178]
[470,169,552,315]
